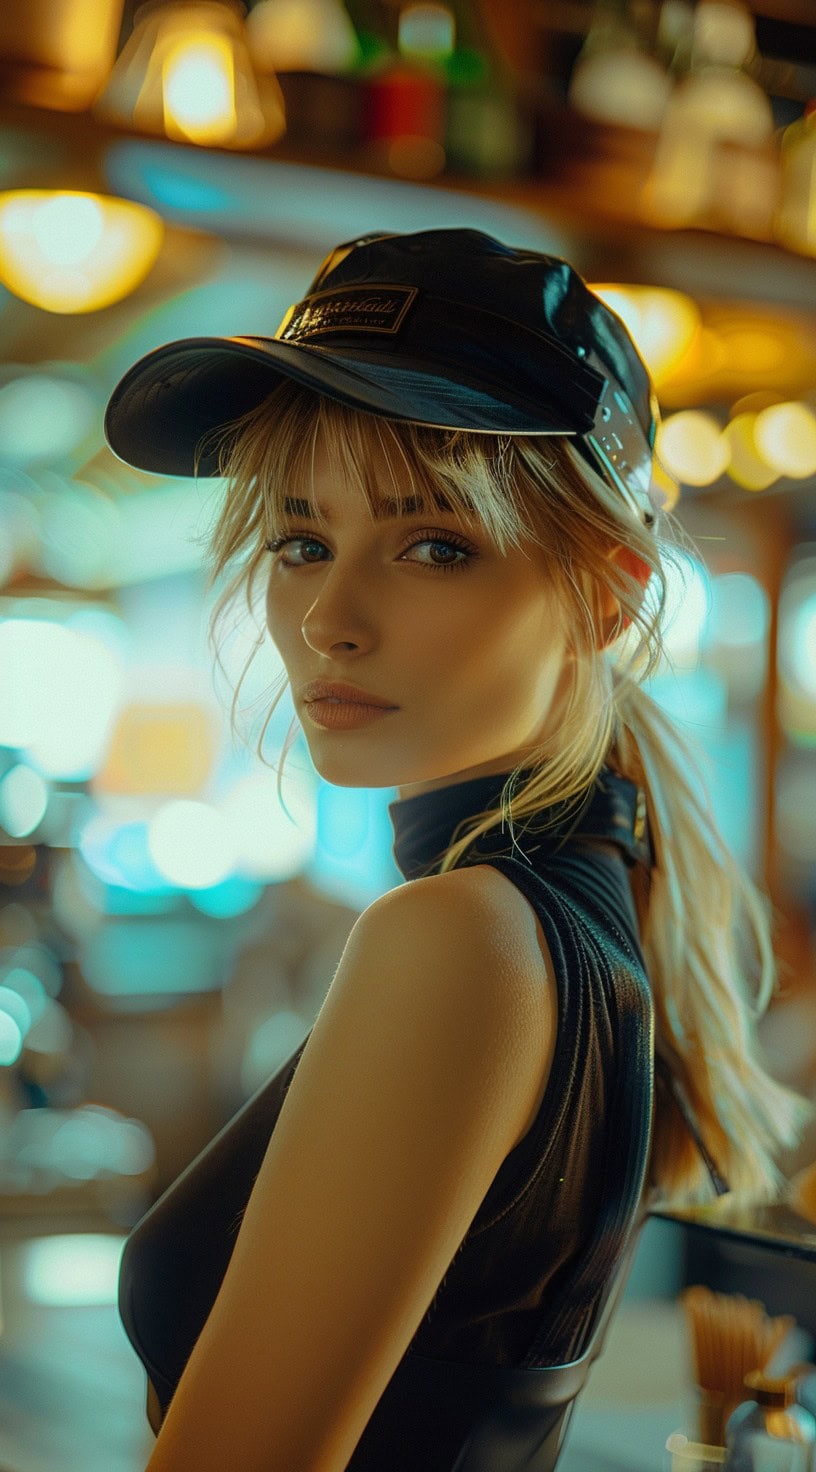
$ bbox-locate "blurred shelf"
[2,96,816,311]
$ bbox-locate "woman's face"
[264,431,573,798]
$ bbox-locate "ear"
[596,543,652,646]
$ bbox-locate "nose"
[299,560,375,655]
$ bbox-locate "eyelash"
[264,530,476,575]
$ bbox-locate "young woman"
[105,228,811,1472]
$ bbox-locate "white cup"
[665,1430,726,1470]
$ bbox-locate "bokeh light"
[219,769,317,880]
[0,967,49,1025]
[398,3,456,61]
[80,917,225,999]
[0,374,98,465]
[0,1011,23,1065]
[0,764,49,838]
[0,190,164,313]
[38,481,119,587]
[24,1000,73,1056]
[591,285,701,386]
[0,617,124,779]
[785,590,816,701]
[0,984,32,1037]
[21,1234,125,1306]
[163,35,237,145]
[723,413,778,490]
[570,49,672,130]
[777,552,816,744]
[78,812,175,895]
[656,411,729,485]
[753,401,816,479]
[148,800,238,889]
[709,572,770,649]
[96,1,286,150]
[247,0,359,72]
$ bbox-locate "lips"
[301,679,397,708]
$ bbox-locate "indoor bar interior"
[1,3,816,1471]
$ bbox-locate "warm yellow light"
[694,1,756,68]
[656,411,729,486]
[569,49,672,130]
[754,401,816,479]
[94,0,285,150]
[246,0,359,73]
[641,54,774,232]
[163,33,237,144]
[724,414,777,491]
[664,69,773,148]
[0,191,164,315]
[777,111,816,257]
[591,285,701,387]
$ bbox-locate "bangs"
[213,379,542,558]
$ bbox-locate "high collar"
[388,763,653,882]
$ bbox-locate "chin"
[305,749,403,790]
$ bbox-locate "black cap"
[104,227,662,524]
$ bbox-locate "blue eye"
[264,532,476,575]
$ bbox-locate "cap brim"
[104,336,577,477]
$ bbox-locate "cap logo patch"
[276,284,418,341]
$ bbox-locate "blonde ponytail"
[609,675,813,1207]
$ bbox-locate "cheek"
[425,588,562,690]
[265,580,292,639]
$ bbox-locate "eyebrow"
[282,494,456,522]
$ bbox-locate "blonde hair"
[194,377,813,1210]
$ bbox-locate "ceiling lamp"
[0,191,164,314]
[94,0,286,150]
[246,0,359,73]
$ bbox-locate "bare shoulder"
[352,866,558,1158]
[366,862,552,995]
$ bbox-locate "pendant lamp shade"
[94,0,286,149]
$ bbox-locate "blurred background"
[1,2,816,1469]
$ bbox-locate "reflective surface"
[651,1178,816,1264]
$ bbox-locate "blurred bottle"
[723,1370,816,1472]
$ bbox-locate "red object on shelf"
[365,62,445,142]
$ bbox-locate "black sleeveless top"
[118,763,726,1468]
[383,763,655,1370]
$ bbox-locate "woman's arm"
[142,868,555,1472]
